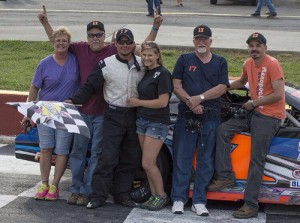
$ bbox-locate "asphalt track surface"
[0,144,299,222]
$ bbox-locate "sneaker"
[86,200,105,209]
[140,195,156,209]
[67,193,80,205]
[120,199,140,208]
[34,184,49,200]
[232,203,258,219]
[267,13,277,18]
[191,204,209,216]
[76,194,89,206]
[147,195,170,211]
[172,201,184,214]
[207,179,235,191]
[146,13,154,17]
[45,185,59,201]
[251,13,261,17]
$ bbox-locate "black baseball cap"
[87,21,105,32]
[246,32,267,45]
[193,25,212,38]
[116,28,134,41]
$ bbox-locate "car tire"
[131,146,172,203]
[210,0,218,5]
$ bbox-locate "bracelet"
[152,26,159,32]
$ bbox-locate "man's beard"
[119,51,131,57]
[197,47,207,54]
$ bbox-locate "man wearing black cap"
[67,28,146,209]
[38,5,162,206]
[208,32,285,219]
[171,24,229,216]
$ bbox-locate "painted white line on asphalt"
[0,195,18,208]
[124,208,266,223]
[0,144,7,147]
[0,155,42,175]
[19,175,70,200]
[0,9,299,19]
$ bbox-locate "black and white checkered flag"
[6,101,90,138]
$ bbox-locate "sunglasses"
[117,39,133,45]
[87,33,105,38]
[141,41,160,52]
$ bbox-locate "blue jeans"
[37,124,73,155]
[147,0,161,15]
[255,0,276,14]
[136,117,169,140]
[69,114,104,196]
[171,114,220,204]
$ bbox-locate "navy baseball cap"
[87,21,105,32]
[193,24,212,38]
[116,28,134,41]
[246,32,267,45]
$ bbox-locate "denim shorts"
[37,124,73,155]
[136,117,169,140]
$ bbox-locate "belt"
[108,104,136,112]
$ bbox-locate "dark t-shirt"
[137,65,173,124]
[172,52,229,120]
[69,42,117,115]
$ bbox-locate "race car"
[14,82,300,205]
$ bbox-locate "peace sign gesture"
[38,5,48,24]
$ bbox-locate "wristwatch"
[199,94,205,101]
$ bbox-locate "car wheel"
[131,146,172,203]
[210,0,218,5]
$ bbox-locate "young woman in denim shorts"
[128,41,173,211]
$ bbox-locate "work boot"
[67,193,80,205]
[76,194,89,206]
[233,203,258,219]
[207,179,235,191]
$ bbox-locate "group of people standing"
[21,4,285,220]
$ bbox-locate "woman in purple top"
[21,26,80,201]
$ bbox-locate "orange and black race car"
[15,82,300,205]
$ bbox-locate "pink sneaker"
[45,185,59,201]
[35,184,49,200]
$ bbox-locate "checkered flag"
[6,101,90,138]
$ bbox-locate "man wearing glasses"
[38,5,162,207]
[67,28,146,209]
[171,24,229,216]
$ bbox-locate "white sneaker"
[191,204,209,216]
[172,201,184,214]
